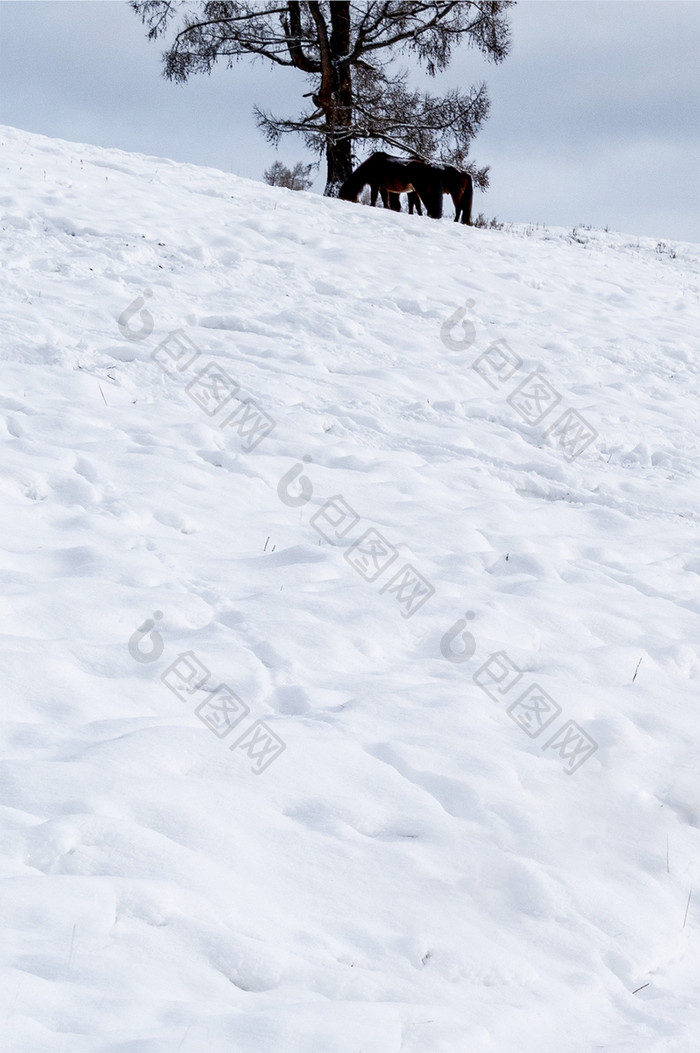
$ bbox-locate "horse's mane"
[338,151,447,220]
[338,152,389,201]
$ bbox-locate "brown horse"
[444,166,473,225]
[339,152,443,219]
[387,166,473,224]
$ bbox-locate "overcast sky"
[1,1,698,241]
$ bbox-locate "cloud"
[451,1,700,238]
[0,1,697,240]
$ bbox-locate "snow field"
[1,124,699,1051]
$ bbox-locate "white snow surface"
[1,124,699,1052]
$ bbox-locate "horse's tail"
[338,154,382,201]
[460,174,474,226]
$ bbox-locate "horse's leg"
[435,175,444,219]
[388,192,401,212]
[379,187,389,209]
[423,173,443,219]
[452,190,461,222]
[370,182,379,207]
[408,191,422,215]
[460,176,473,225]
[414,190,431,217]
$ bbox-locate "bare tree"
[263,160,315,190]
[131,2,513,196]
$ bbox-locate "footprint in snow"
[152,509,197,534]
[274,685,311,715]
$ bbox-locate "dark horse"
[339,152,443,219]
[386,166,473,225]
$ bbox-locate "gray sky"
[1,1,698,240]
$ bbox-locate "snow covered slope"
[1,123,699,1052]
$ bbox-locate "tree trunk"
[324,133,353,197]
[323,1,353,196]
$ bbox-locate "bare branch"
[131,0,513,193]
